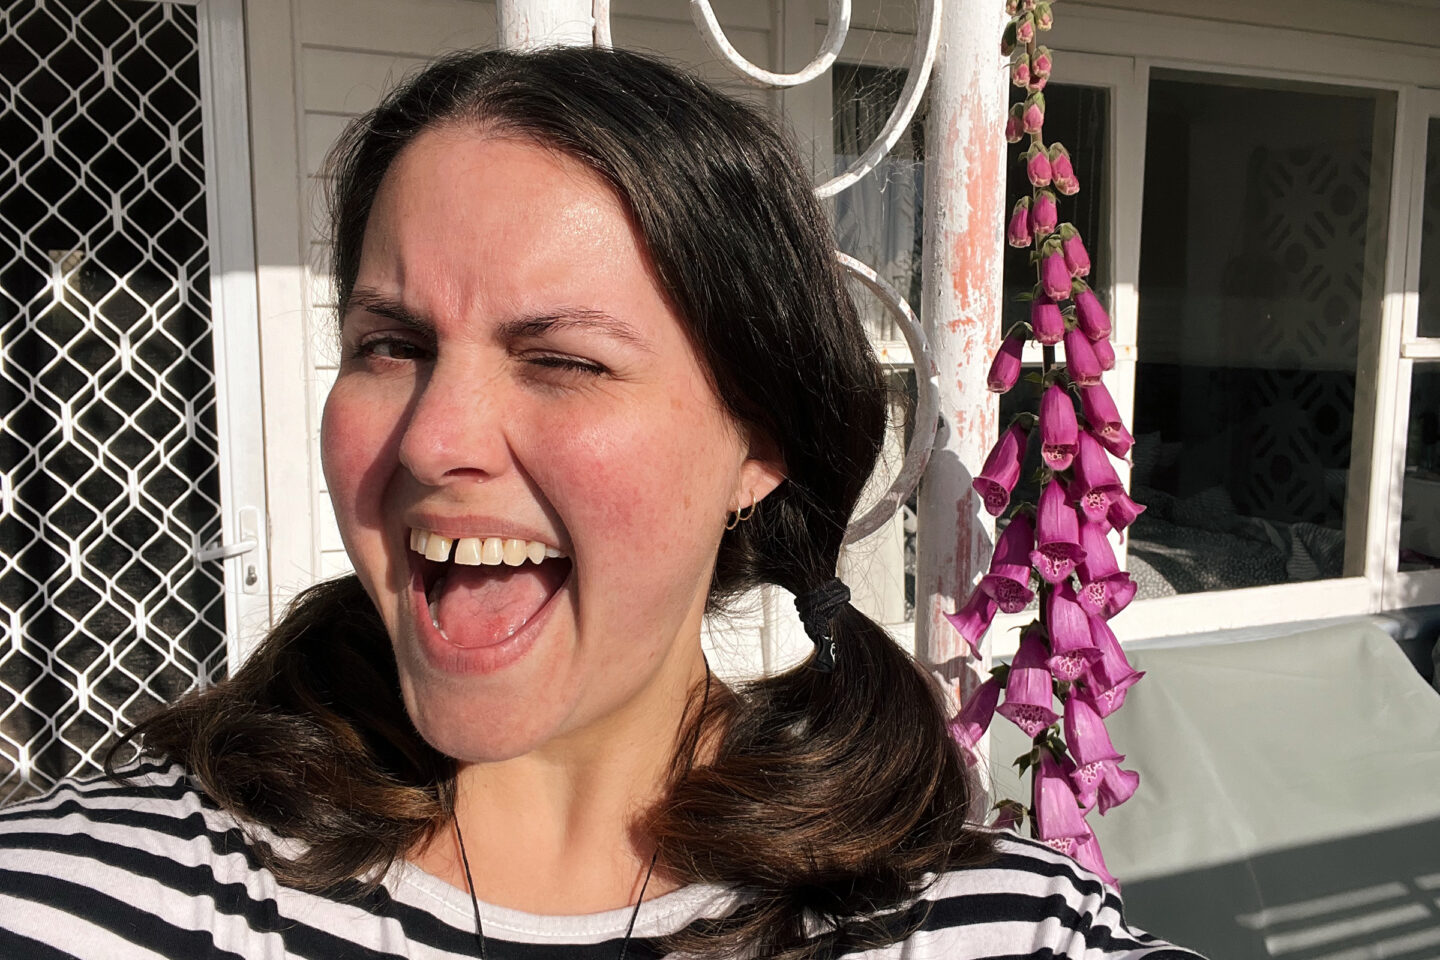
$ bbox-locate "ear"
[732,427,787,510]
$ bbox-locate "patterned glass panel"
[0,0,225,803]
[1131,73,1393,597]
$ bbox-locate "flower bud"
[1029,190,1057,238]
[1035,1,1054,30]
[1073,282,1110,339]
[1011,57,1031,89]
[1016,12,1035,44]
[1032,45,1053,77]
[1050,145,1079,195]
[1001,20,1018,56]
[1026,143,1053,187]
[1041,245,1071,302]
[1023,92,1045,133]
[1005,0,1021,13]
[1007,196,1032,248]
[1060,228,1091,278]
[1091,334,1116,371]
[987,328,1026,393]
[1031,292,1064,345]
[990,799,1025,833]
[1005,104,1025,143]
[1064,326,1103,387]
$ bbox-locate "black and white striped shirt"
[0,763,1204,959]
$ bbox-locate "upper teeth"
[409,528,565,566]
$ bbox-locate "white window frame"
[804,5,1440,657]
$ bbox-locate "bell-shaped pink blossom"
[1079,383,1132,458]
[1040,384,1078,471]
[1061,230,1090,278]
[1073,283,1111,340]
[972,420,1029,517]
[948,673,1003,762]
[1011,57,1031,89]
[1073,826,1119,887]
[1031,292,1064,345]
[1033,750,1090,855]
[1075,522,1136,619]
[1098,761,1140,814]
[1029,190,1057,238]
[1050,145,1079,195]
[1105,489,1146,536]
[1081,616,1144,717]
[1044,582,1101,681]
[1064,691,1122,768]
[945,585,998,659]
[1027,144,1053,187]
[1006,197,1032,248]
[1090,334,1116,372]
[1030,480,1086,585]
[1070,432,1124,523]
[1005,104,1024,144]
[1063,327,1102,387]
[998,632,1059,737]
[1040,247,1071,302]
[987,329,1026,394]
[1016,13,1035,43]
[980,514,1036,613]
[1035,1,1054,31]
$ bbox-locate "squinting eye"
[354,337,428,362]
[525,355,607,376]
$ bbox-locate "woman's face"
[321,129,779,763]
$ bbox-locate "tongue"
[431,559,570,648]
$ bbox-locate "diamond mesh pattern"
[0,0,226,803]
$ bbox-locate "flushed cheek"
[320,380,408,595]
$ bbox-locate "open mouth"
[408,529,574,650]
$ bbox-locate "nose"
[396,355,511,487]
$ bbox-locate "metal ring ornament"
[689,0,850,87]
[837,252,940,546]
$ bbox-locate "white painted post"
[916,2,1009,713]
[497,0,596,50]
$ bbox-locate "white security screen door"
[0,0,264,802]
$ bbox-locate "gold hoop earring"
[725,492,757,530]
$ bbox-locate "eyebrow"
[344,287,653,351]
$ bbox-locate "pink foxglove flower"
[980,514,1037,613]
[1040,384,1078,470]
[1016,13,1035,43]
[987,329,1026,393]
[1060,228,1090,278]
[1011,57,1031,89]
[1071,432,1124,523]
[1090,334,1116,372]
[1005,104,1025,144]
[1065,691,1123,768]
[1105,488,1146,535]
[1044,582,1101,681]
[1073,283,1111,340]
[945,585,998,659]
[1033,750,1090,856]
[1035,1,1054,31]
[1023,95,1045,134]
[1029,190,1057,238]
[1027,144,1053,187]
[948,673,1003,762]
[1031,46,1052,79]
[1063,327,1103,387]
[1031,292,1064,345]
[1097,761,1141,813]
[1007,197,1032,248]
[998,631,1059,737]
[1049,145,1079,195]
[1030,479,1086,584]
[1074,826,1119,887]
[1079,383,1132,458]
[972,420,1029,517]
[1076,521,1137,619]
[1081,615,1144,717]
[1040,245,1071,302]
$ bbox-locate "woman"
[0,47,1201,960]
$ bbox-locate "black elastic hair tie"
[794,577,850,672]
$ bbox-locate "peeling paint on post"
[497,0,595,49]
[917,2,1008,717]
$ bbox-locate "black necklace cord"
[451,658,714,960]
[794,577,850,672]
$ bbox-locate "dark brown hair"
[112,46,989,959]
